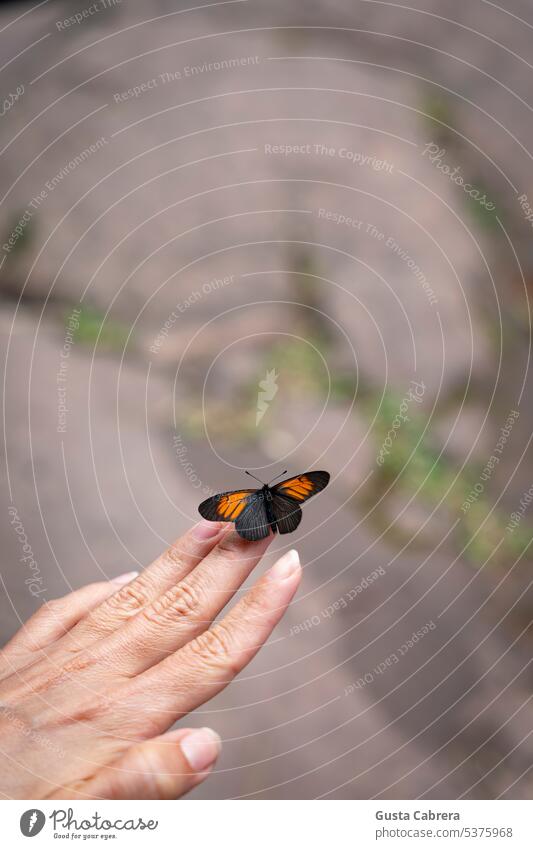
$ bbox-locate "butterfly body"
[198,471,330,541]
[260,485,278,527]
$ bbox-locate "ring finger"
[58,520,229,652]
[89,529,274,676]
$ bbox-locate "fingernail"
[111,571,139,585]
[269,549,300,580]
[192,520,224,540]
[181,727,221,772]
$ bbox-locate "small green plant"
[65,305,131,351]
[421,89,456,144]
[2,210,35,258]
[366,389,533,568]
[463,183,499,231]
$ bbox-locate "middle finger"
[90,529,274,676]
[57,520,229,652]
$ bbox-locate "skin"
[0,520,301,799]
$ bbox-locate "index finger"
[64,520,229,647]
[116,549,302,737]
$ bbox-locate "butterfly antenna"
[245,470,266,485]
[268,469,288,485]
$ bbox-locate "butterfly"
[198,470,330,541]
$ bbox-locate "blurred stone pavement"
[2,303,533,799]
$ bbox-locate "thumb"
[58,728,221,799]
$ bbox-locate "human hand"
[0,522,301,799]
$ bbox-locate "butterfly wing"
[272,471,330,503]
[198,489,255,523]
[198,489,271,541]
[270,471,330,535]
[198,471,330,540]
[271,492,302,535]
[235,495,272,541]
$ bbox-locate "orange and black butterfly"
[198,470,330,541]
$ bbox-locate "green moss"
[464,184,499,231]
[71,306,131,351]
[2,210,35,257]
[420,90,456,144]
[366,388,533,567]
